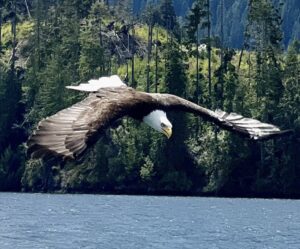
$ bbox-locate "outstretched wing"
[153,93,292,140]
[28,74,291,162]
[27,89,136,161]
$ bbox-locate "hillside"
[0,0,300,197]
[130,0,300,48]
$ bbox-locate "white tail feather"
[66,75,126,92]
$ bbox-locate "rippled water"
[0,193,299,249]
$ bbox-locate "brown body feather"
[27,87,292,162]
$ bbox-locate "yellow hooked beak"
[162,127,172,139]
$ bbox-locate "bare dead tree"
[207,0,212,106]
[155,28,158,93]
[24,0,32,19]
[146,22,153,92]
[11,0,17,70]
[131,21,135,88]
[0,5,2,53]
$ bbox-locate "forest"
[0,0,300,198]
[131,0,300,48]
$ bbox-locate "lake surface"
[0,193,299,249]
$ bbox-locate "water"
[0,193,299,249]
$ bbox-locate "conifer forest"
[1,0,300,198]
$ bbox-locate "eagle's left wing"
[153,93,292,140]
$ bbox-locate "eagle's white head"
[142,110,172,138]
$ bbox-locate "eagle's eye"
[161,123,167,128]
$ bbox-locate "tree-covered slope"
[131,0,300,48]
[1,0,300,197]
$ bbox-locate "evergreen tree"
[158,0,178,34]
[0,0,3,52]
[27,0,81,123]
[0,0,26,191]
[247,0,283,119]
[114,0,133,21]
[246,0,285,195]
[276,40,300,195]
[156,40,195,193]
[185,0,207,104]
[280,40,300,127]
[79,1,107,79]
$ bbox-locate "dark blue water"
[0,193,299,249]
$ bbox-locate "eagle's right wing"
[27,92,130,162]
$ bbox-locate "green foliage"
[0,145,25,191]
[133,0,299,49]
[21,159,45,191]
[0,21,33,49]
[140,156,155,181]
[185,0,208,45]
[0,147,12,184]
[280,40,300,126]
[78,2,107,79]
[157,0,179,35]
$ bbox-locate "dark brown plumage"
[28,82,292,162]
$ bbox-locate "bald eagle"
[28,75,291,161]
